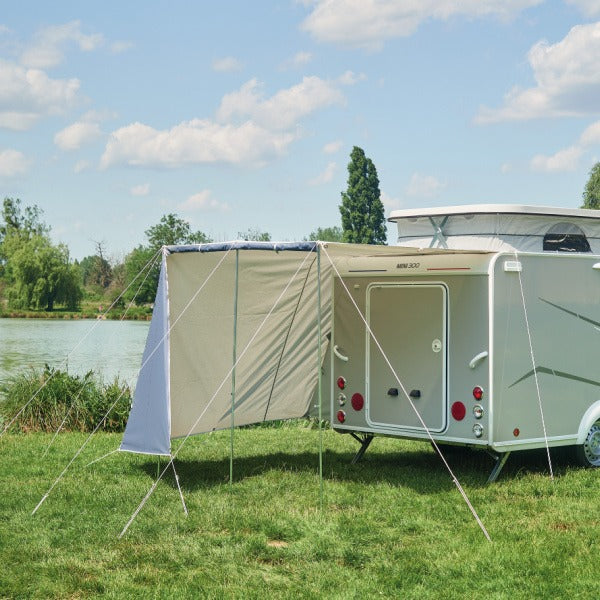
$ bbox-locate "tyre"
[575,419,600,467]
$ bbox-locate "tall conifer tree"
[339,146,387,244]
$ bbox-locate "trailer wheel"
[575,419,600,467]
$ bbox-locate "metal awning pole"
[317,244,323,508]
[230,249,239,487]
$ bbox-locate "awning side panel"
[120,255,171,455]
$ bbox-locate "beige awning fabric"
[167,244,330,440]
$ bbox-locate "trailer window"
[543,223,591,252]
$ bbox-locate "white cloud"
[580,119,600,146]
[102,76,346,169]
[216,76,345,130]
[179,190,229,212]
[101,120,296,168]
[338,70,366,85]
[110,41,133,54]
[0,149,29,176]
[131,183,150,196]
[54,121,102,150]
[212,56,242,72]
[74,159,90,173]
[566,0,600,17]
[0,111,38,131]
[323,140,343,154]
[530,145,583,172]
[0,59,80,130]
[281,51,313,69]
[477,22,600,123]
[20,20,103,69]
[405,173,446,198]
[381,190,403,212]
[527,118,600,172]
[308,161,336,185]
[301,0,542,50]
[292,51,312,66]
[81,109,117,122]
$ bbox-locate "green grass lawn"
[1,426,598,598]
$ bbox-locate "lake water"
[0,319,150,386]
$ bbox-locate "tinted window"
[543,222,591,252]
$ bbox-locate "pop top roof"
[388,204,600,222]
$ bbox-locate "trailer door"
[366,283,447,433]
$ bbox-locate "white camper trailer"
[331,205,600,480]
[121,205,600,482]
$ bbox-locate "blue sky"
[2,1,600,259]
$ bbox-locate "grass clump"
[0,365,131,433]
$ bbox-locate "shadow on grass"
[139,442,573,494]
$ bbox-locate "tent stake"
[230,249,239,487]
[171,458,188,515]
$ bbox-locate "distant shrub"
[0,365,132,433]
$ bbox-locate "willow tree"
[339,146,387,244]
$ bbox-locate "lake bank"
[0,308,152,320]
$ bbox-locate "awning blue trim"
[166,241,318,253]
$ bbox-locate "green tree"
[146,213,211,250]
[1,199,82,311]
[339,146,387,244]
[79,242,112,291]
[237,228,271,241]
[1,198,49,278]
[582,162,600,209]
[4,234,82,310]
[0,197,48,244]
[123,214,212,305]
[122,246,158,305]
[305,226,343,242]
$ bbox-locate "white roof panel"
[388,204,600,222]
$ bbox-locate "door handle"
[469,351,488,370]
[333,345,349,362]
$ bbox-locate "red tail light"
[337,410,346,423]
[472,386,483,401]
[337,377,346,390]
[451,402,466,421]
[351,393,364,411]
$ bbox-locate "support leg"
[349,433,374,464]
[487,451,511,483]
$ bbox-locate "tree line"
[0,146,387,313]
[4,147,600,313]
